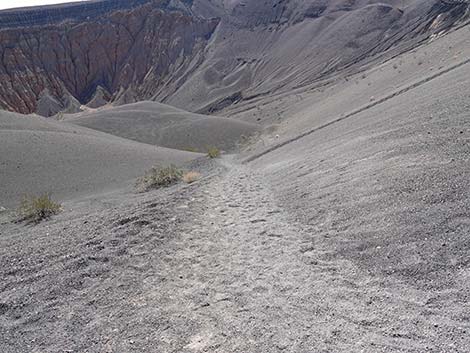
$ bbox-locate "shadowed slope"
[165,0,470,114]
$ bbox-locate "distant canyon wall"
[0,0,468,116]
[0,0,218,115]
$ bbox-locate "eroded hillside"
[0,0,468,116]
[0,0,219,115]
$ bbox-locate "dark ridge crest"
[0,0,156,28]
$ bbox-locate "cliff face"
[0,0,218,115]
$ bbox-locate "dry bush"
[137,165,182,191]
[182,171,201,184]
[17,194,61,223]
[207,146,220,159]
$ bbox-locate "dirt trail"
[169,156,320,351]
[150,156,450,352]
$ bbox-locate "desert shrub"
[207,146,220,159]
[137,165,183,191]
[182,171,202,184]
[17,194,61,223]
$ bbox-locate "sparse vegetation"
[17,194,61,223]
[183,171,202,184]
[207,146,220,159]
[137,165,183,191]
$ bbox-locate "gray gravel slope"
[0,111,200,208]
[66,102,261,152]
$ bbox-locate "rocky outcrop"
[0,0,219,115]
[86,86,111,109]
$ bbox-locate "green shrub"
[137,165,183,191]
[17,194,61,223]
[207,146,220,159]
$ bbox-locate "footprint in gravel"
[66,257,90,271]
[88,255,110,263]
[185,332,214,351]
[250,219,267,223]
[252,286,268,294]
[146,202,164,209]
[114,216,139,227]
[92,244,105,251]
[133,219,151,227]
[85,239,102,247]
[0,302,10,315]
[115,247,128,256]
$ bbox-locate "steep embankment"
[165,0,470,113]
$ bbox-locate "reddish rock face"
[0,1,219,115]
